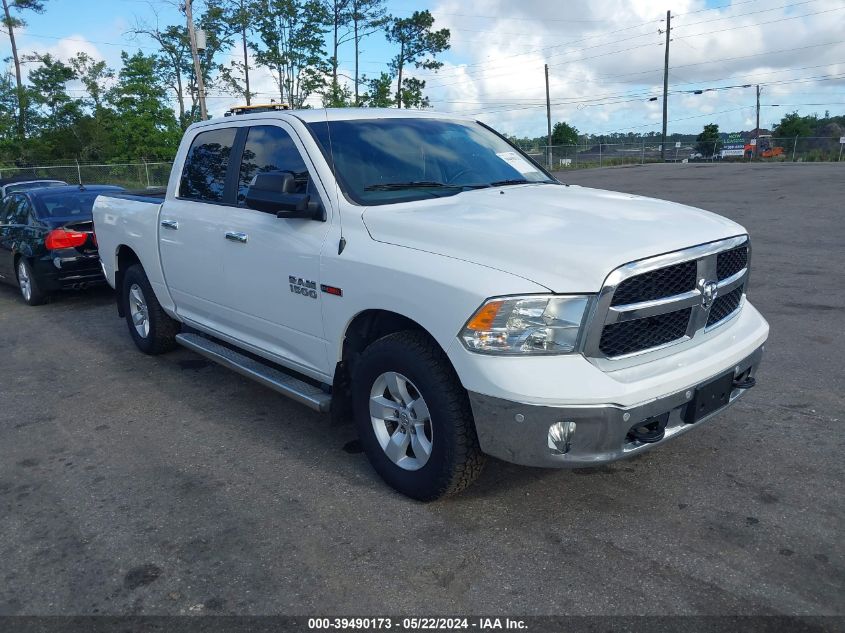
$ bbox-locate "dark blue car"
[0,185,124,305]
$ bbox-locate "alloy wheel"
[17,261,31,302]
[128,283,150,338]
[369,371,433,471]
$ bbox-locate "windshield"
[34,189,121,222]
[307,117,556,205]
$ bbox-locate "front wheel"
[351,330,485,501]
[122,264,179,355]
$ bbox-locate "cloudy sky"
[4,0,844,138]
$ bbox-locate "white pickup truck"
[93,109,768,500]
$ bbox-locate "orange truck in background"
[746,135,785,159]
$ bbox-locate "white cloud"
[407,0,845,136]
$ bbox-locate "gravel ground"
[0,162,842,616]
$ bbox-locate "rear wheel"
[351,330,485,501]
[16,258,49,306]
[122,264,179,355]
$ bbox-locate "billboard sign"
[721,132,746,158]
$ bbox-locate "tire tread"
[123,264,179,355]
[356,330,485,500]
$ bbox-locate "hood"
[361,184,745,292]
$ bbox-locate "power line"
[595,40,845,81]
[673,0,823,28]
[672,5,845,40]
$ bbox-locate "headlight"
[460,295,590,355]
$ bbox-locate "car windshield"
[307,117,556,205]
[5,181,66,194]
[35,190,118,221]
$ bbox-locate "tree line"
[0,0,451,165]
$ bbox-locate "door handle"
[225,231,248,244]
[161,219,179,230]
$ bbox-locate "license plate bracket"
[684,370,735,424]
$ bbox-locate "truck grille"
[707,285,744,327]
[599,308,691,357]
[717,245,748,280]
[584,236,750,361]
[610,260,697,306]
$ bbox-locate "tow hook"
[733,370,756,390]
[626,412,670,444]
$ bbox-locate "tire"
[122,264,180,355]
[16,258,49,306]
[351,330,485,501]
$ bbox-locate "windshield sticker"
[496,151,537,175]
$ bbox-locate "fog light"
[548,421,576,455]
[53,257,62,269]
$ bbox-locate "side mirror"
[244,171,325,221]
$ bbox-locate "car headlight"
[460,295,590,355]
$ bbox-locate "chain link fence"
[518,137,845,170]
[0,161,174,190]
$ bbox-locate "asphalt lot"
[0,163,843,616]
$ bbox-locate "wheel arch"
[330,308,458,425]
[114,245,142,317]
[340,309,448,366]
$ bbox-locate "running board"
[175,333,332,413]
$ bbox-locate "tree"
[252,0,329,108]
[132,1,236,128]
[385,10,449,108]
[361,72,392,107]
[399,77,429,109]
[696,123,721,155]
[219,0,258,105]
[69,52,113,112]
[350,0,387,105]
[323,0,351,104]
[1,0,47,140]
[322,81,353,107]
[0,70,19,158]
[25,55,80,127]
[106,51,181,161]
[774,111,815,138]
[551,121,578,146]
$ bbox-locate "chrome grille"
[584,236,750,363]
[599,308,691,357]
[707,284,744,327]
[610,260,697,306]
[717,245,748,280]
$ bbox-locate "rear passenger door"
[213,123,334,376]
[159,127,236,327]
[0,195,30,281]
[0,197,19,281]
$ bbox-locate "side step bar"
[175,333,332,413]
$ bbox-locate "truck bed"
[92,189,174,313]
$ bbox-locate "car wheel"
[351,330,485,501]
[16,258,49,306]
[122,264,179,355]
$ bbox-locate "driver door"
[211,123,335,376]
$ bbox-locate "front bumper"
[469,344,764,467]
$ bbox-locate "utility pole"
[660,10,671,161]
[754,84,760,159]
[185,0,208,120]
[545,64,552,169]
[241,0,251,105]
